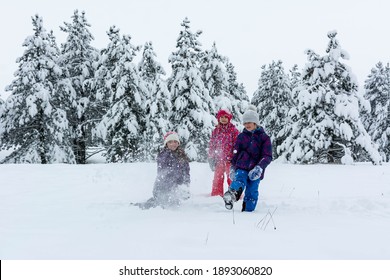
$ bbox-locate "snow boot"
[223,189,238,210]
[136,197,157,210]
[241,201,246,212]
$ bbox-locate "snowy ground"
[0,150,389,260]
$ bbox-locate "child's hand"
[248,166,263,181]
[178,184,190,200]
[229,166,236,180]
[208,158,216,171]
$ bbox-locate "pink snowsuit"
[208,110,239,196]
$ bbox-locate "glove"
[229,166,236,181]
[248,165,263,181]
[178,184,190,200]
[208,158,216,171]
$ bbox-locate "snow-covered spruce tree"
[138,41,172,161]
[86,26,123,155]
[0,15,75,164]
[95,27,147,163]
[46,28,77,114]
[200,42,229,116]
[225,60,249,126]
[0,97,5,144]
[167,18,214,161]
[289,64,302,94]
[59,10,99,164]
[252,60,293,159]
[278,31,381,164]
[362,62,390,161]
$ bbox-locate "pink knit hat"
[216,109,232,122]
[164,131,180,146]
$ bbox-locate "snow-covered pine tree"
[48,28,79,143]
[0,15,75,164]
[86,26,123,155]
[200,42,229,116]
[167,18,214,161]
[278,30,381,164]
[289,64,301,94]
[363,62,390,161]
[225,60,249,127]
[95,27,147,163]
[252,60,293,159]
[0,97,5,142]
[59,10,99,164]
[138,41,172,161]
[0,98,4,112]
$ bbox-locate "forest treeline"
[0,11,388,164]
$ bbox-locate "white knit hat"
[242,105,259,125]
[164,131,180,146]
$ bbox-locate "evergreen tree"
[225,61,249,126]
[200,42,229,116]
[87,26,122,152]
[278,31,381,164]
[59,10,99,164]
[289,64,301,95]
[0,97,5,144]
[167,18,213,161]
[95,27,147,162]
[0,15,75,164]
[138,41,171,161]
[363,62,390,161]
[252,60,293,158]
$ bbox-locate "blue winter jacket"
[231,127,272,179]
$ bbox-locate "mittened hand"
[178,184,190,200]
[208,158,216,171]
[248,165,263,181]
[229,167,236,181]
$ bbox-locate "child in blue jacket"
[223,105,272,212]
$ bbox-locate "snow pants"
[229,169,261,212]
[153,181,190,208]
[211,161,232,196]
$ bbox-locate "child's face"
[166,140,179,151]
[244,122,257,131]
[219,115,229,125]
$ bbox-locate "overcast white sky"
[1,0,390,100]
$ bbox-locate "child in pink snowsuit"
[208,109,239,196]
